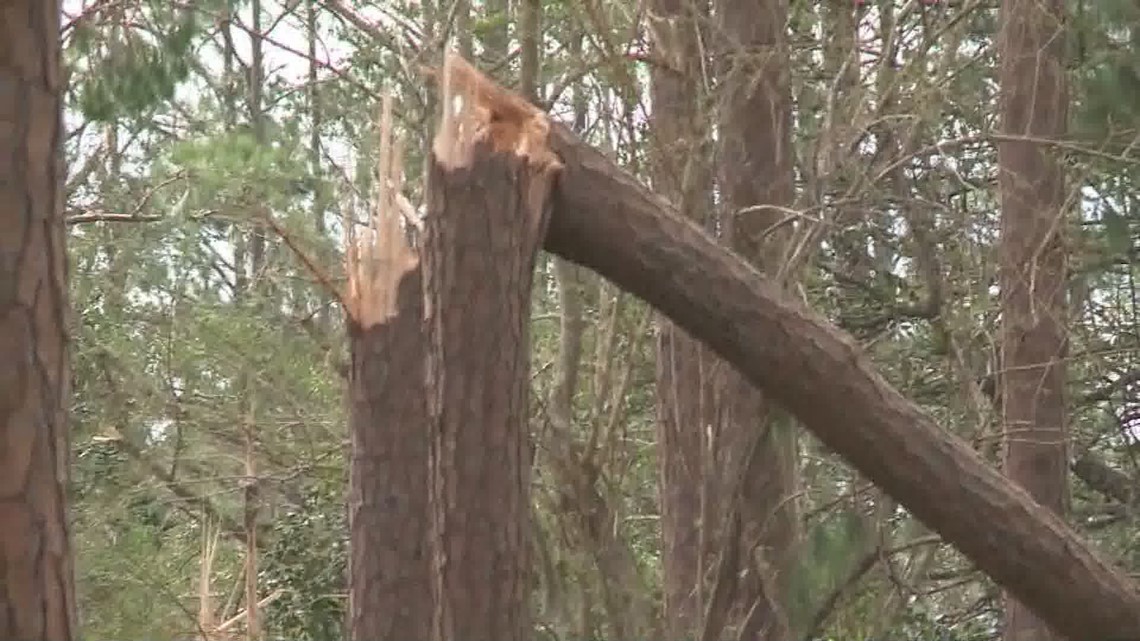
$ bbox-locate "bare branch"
[66,212,163,225]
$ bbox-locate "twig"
[66,212,163,225]
[260,214,348,311]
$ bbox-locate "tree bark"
[423,61,560,637]
[713,0,799,637]
[346,266,432,640]
[997,1,1070,639]
[344,98,432,640]
[647,0,711,637]
[536,109,1140,641]
[0,1,79,638]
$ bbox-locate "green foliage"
[167,127,312,211]
[261,482,348,641]
[69,4,202,122]
[1102,204,1132,258]
[787,506,871,635]
[879,607,996,641]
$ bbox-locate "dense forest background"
[45,0,1140,638]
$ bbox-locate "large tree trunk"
[996,0,1070,639]
[423,57,561,641]
[712,0,799,637]
[0,1,79,638]
[345,104,432,640]
[646,0,711,637]
[518,86,1140,641]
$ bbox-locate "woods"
[9,0,1140,640]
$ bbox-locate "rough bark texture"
[647,0,710,636]
[654,324,706,637]
[997,1,1070,639]
[346,268,431,641]
[0,1,79,638]
[423,141,556,641]
[539,120,1140,641]
[714,0,799,637]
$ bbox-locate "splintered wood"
[432,52,561,173]
[345,93,419,328]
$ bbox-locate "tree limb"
[66,212,163,225]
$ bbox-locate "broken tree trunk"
[344,98,432,641]
[423,55,562,641]
[409,61,1140,641]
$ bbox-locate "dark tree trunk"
[345,99,432,640]
[346,266,432,640]
[535,115,1140,641]
[997,0,1070,639]
[422,64,560,635]
[0,1,79,638]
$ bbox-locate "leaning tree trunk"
[344,100,432,641]
[422,55,562,641]
[0,1,79,638]
[403,66,1140,641]
[996,0,1071,639]
[538,117,1140,639]
[432,52,1140,641]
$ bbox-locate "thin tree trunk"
[345,101,431,640]
[997,0,1070,639]
[0,1,79,638]
[455,0,473,58]
[519,0,539,102]
[242,3,267,637]
[307,0,323,234]
[647,1,712,636]
[424,56,561,641]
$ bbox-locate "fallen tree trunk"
[534,86,1140,641]
[433,52,1140,640]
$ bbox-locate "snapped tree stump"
[344,98,432,641]
[422,54,562,641]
